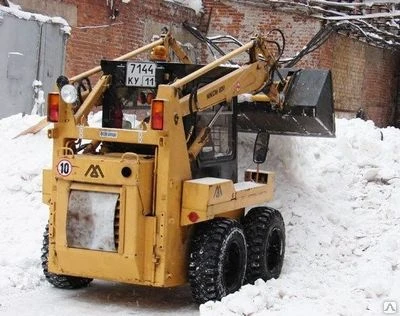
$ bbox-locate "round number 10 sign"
[57,159,72,177]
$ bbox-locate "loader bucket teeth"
[237,69,335,137]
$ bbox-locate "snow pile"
[0,114,51,295]
[202,119,400,315]
[0,115,399,315]
[164,0,203,14]
[1,1,71,34]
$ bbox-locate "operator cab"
[99,60,239,182]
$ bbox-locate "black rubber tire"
[41,225,93,289]
[188,218,247,304]
[243,207,285,284]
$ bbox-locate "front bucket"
[237,69,335,137]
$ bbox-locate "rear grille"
[114,198,120,250]
[67,190,119,252]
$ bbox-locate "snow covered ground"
[0,114,399,315]
[206,119,400,315]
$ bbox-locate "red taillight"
[151,100,164,130]
[188,211,199,223]
[47,93,59,122]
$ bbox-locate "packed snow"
[0,114,399,315]
[205,119,400,315]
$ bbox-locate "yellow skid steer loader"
[40,31,334,304]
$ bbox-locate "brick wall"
[318,34,400,127]
[330,35,366,113]
[362,47,399,126]
[11,0,400,127]
[202,0,322,68]
[202,0,400,127]
[61,0,201,78]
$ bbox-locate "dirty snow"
[0,115,399,315]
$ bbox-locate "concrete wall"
[10,0,77,26]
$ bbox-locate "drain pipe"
[32,23,45,115]
[395,70,400,128]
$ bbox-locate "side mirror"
[253,132,270,164]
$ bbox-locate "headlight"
[60,84,78,104]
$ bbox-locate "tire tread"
[41,225,93,289]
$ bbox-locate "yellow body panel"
[48,179,159,284]
[181,175,274,226]
[42,169,53,205]
[46,87,193,287]
[182,178,235,210]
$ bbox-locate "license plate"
[126,62,156,87]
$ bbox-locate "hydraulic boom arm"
[171,35,284,116]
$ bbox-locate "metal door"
[0,11,67,118]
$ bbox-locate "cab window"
[196,105,234,161]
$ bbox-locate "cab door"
[191,101,238,182]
